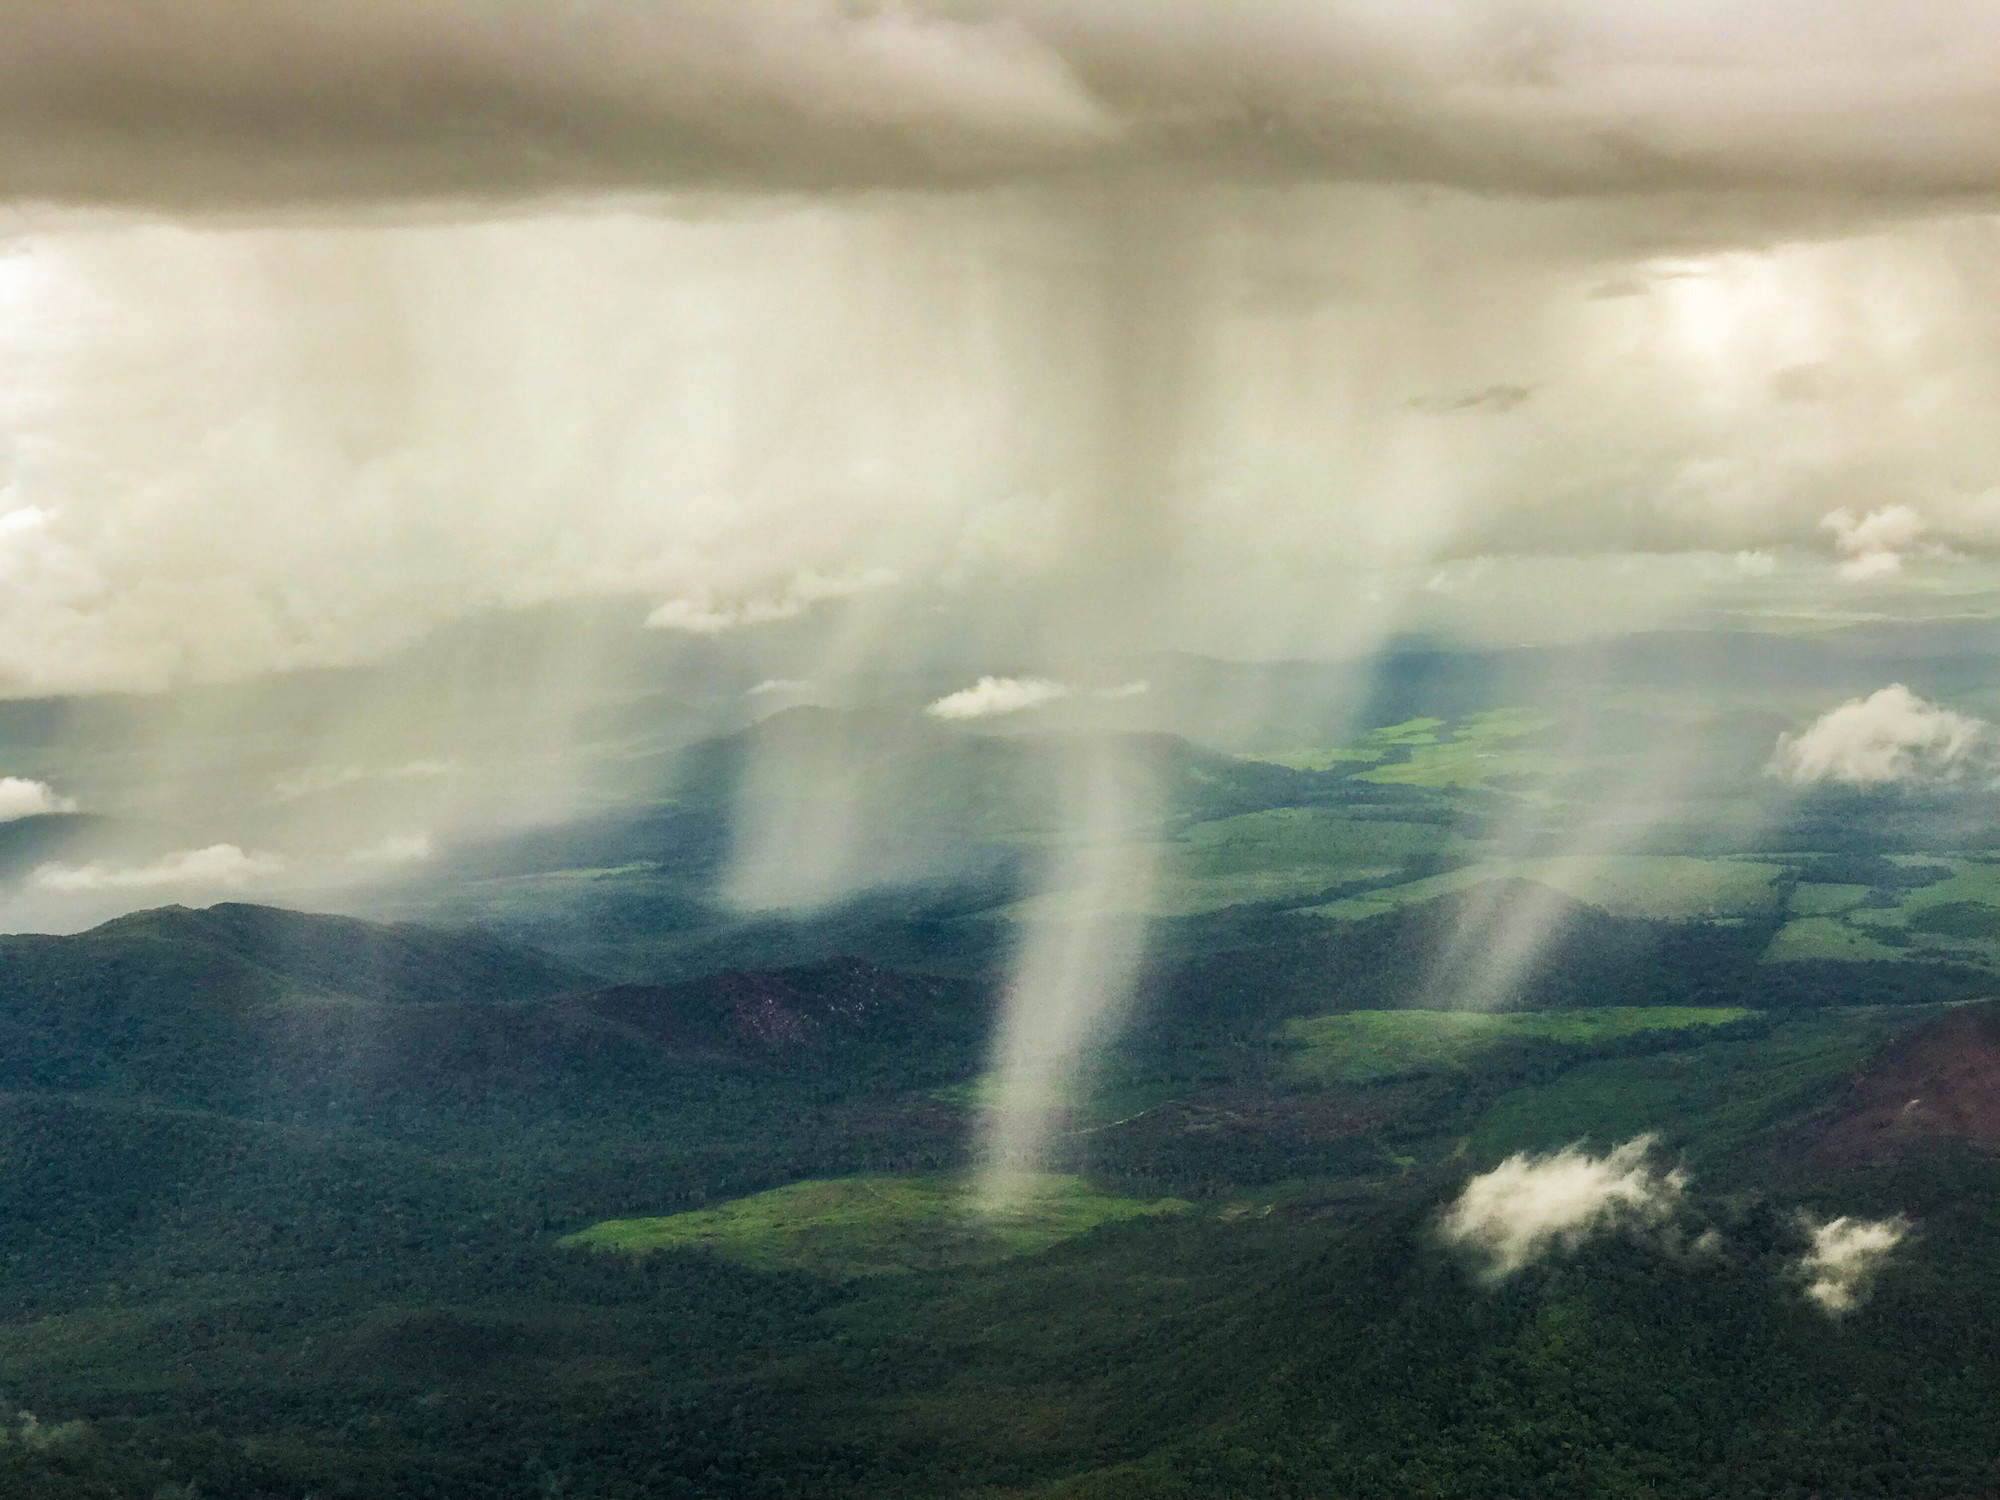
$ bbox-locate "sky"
[0,0,1995,701]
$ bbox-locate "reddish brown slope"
[1816,1000,2000,1158]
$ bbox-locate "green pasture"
[1463,1007,1928,1170]
[1896,859,2000,913]
[1304,854,1785,922]
[1239,709,1556,788]
[1178,807,1454,875]
[997,865,1392,922]
[998,809,1459,921]
[1788,882,1871,916]
[560,1174,1190,1277]
[1906,902,1996,939]
[1763,863,1997,966]
[1152,808,1457,913]
[1242,747,1386,770]
[1355,708,1561,788]
[1284,1006,1751,1082]
[1761,917,1909,963]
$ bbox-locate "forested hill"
[0,902,588,1010]
[0,903,987,1117]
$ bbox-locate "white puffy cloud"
[646,569,897,634]
[31,844,286,892]
[1797,1213,1909,1313]
[926,676,1075,720]
[747,679,812,698]
[1823,505,1937,581]
[1769,684,1993,787]
[0,777,77,822]
[1439,1136,1688,1279]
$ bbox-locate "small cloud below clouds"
[1408,384,1534,416]
[33,844,286,892]
[1823,504,1938,582]
[1769,684,1993,787]
[1798,1213,1908,1314]
[747,679,812,698]
[1439,1135,1687,1280]
[0,776,78,822]
[647,568,895,635]
[347,833,432,864]
[926,675,1074,719]
[1092,680,1150,701]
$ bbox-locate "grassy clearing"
[1178,808,1453,875]
[1906,902,1996,939]
[1304,855,1785,922]
[1789,882,1872,916]
[1464,1009,1927,1170]
[1148,808,1457,914]
[998,810,1458,921]
[1239,709,1555,787]
[1803,861,1999,967]
[1762,917,1911,963]
[1242,747,1385,770]
[1284,1007,1751,1082]
[560,1175,1190,1277]
[997,865,1396,922]
[1355,708,1559,788]
[1846,906,1907,929]
[1897,859,2000,913]
[1368,717,1447,745]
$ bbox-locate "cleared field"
[1789,882,1872,916]
[1897,859,2000,913]
[1464,1009,1929,1169]
[1305,855,1785,922]
[999,864,1402,922]
[1355,709,1560,788]
[1906,902,1996,940]
[1847,906,1908,929]
[1152,808,1457,914]
[1832,864,1999,966]
[560,1175,1190,1277]
[1179,807,1454,875]
[1285,1006,1751,1082]
[1242,747,1386,770]
[1000,810,1456,920]
[1240,710,1554,787]
[1762,917,1909,963]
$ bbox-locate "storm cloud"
[3,2,1999,208]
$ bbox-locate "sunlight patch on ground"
[560,1175,1190,1277]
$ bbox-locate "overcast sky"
[2,0,1997,696]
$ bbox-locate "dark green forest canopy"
[0,876,1993,1498]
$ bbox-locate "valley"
[0,659,1993,1498]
